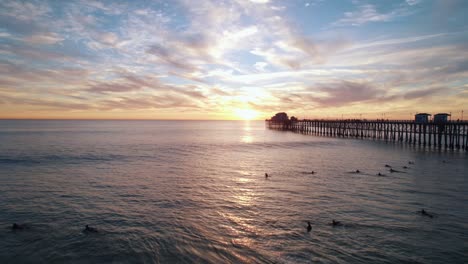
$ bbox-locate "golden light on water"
[241,121,253,143]
[242,135,253,143]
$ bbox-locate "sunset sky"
[0,0,467,120]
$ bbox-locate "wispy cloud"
[406,0,422,6]
[0,0,467,119]
[331,4,411,27]
[309,81,386,107]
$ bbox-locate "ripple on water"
[0,120,467,263]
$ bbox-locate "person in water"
[385,164,391,168]
[12,223,25,230]
[311,171,315,174]
[83,225,98,233]
[265,173,269,178]
[331,220,341,227]
[377,172,383,176]
[419,209,434,218]
[307,221,312,232]
[355,170,360,173]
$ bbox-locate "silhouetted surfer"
[330,220,342,227]
[11,223,25,230]
[265,173,269,178]
[355,170,360,173]
[311,171,315,175]
[83,225,98,233]
[385,164,391,168]
[307,221,312,232]
[419,209,433,218]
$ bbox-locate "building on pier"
[433,113,451,123]
[415,113,431,123]
[271,112,289,122]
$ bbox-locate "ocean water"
[0,120,467,263]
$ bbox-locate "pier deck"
[266,119,468,151]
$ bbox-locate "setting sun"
[235,109,258,120]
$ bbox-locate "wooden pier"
[266,119,468,151]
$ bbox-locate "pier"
[266,118,468,151]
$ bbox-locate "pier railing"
[266,119,468,151]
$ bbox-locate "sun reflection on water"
[233,188,254,206]
[242,135,253,143]
[241,121,253,143]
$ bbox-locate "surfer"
[83,225,98,233]
[330,220,342,227]
[419,209,433,218]
[11,223,25,230]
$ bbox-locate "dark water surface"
[0,120,467,263]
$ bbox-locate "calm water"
[0,120,467,263]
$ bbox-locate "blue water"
[0,120,467,263]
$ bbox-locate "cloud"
[0,0,467,119]
[94,32,120,46]
[0,42,88,62]
[348,33,450,51]
[0,15,44,35]
[98,94,201,110]
[254,62,268,72]
[402,87,445,100]
[0,0,62,46]
[331,4,410,27]
[249,0,270,3]
[307,81,386,107]
[22,33,64,45]
[437,59,468,75]
[210,87,232,96]
[0,94,92,110]
[87,72,158,93]
[406,0,422,5]
[0,61,90,87]
[146,44,200,72]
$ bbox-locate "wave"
[0,153,128,165]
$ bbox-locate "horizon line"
[0,118,266,121]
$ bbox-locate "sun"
[235,109,258,120]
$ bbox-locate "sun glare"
[235,109,258,120]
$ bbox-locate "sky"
[0,0,467,120]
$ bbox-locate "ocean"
[0,120,467,263]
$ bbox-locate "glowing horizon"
[0,0,467,120]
